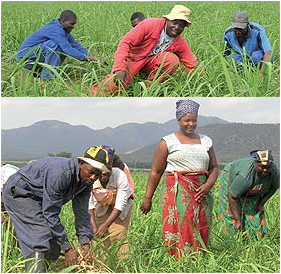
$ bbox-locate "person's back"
[17,157,76,189]
[1,164,19,191]
[18,20,59,58]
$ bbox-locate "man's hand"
[81,244,90,258]
[64,248,78,266]
[86,55,108,65]
[86,55,98,62]
[114,70,127,83]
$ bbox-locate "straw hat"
[163,5,191,27]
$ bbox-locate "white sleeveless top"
[162,133,212,172]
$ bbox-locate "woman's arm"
[195,146,219,202]
[95,208,121,237]
[256,185,279,212]
[227,192,242,230]
[140,140,168,214]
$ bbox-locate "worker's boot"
[25,251,47,273]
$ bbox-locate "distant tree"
[48,151,72,158]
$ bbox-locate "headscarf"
[250,149,274,165]
[101,145,115,164]
[176,99,200,120]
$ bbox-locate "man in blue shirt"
[223,11,273,71]
[3,146,111,272]
[17,10,99,80]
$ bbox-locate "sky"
[1,97,280,130]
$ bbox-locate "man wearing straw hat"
[223,11,273,72]
[3,146,111,272]
[92,5,200,96]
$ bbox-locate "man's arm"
[112,20,154,75]
[68,34,100,62]
[175,37,199,73]
[72,187,94,246]
[260,51,272,72]
[223,39,232,57]
[47,26,89,61]
[42,175,72,251]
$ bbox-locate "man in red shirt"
[92,5,199,96]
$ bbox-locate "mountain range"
[1,117,280,167]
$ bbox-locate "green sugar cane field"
[1,1,280,97]
[1,171,280,273]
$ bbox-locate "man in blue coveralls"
[3,146,112,272]
[17,10,99,80]
[223,11,273,72]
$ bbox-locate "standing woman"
[218,149,280,240]
[140,99,218,259]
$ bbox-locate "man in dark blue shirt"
[223,11,273,72]
[3,146,112,272]
[17,10,99,80]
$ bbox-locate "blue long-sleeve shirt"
[223,22,272,56]
[17,157,93,251]
[17,19,89,61]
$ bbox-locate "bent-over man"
[17,10,100,79]
[223,11,273,71]
[3,146,111,272]
[92,5,200,96]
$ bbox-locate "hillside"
[1,119,279,166]
[119,123,280,167]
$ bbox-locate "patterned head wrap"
[250,149,274,165]
[176,99,200,120]
[101,145,115,164]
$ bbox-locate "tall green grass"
[1,172,280,273]
[1,1,280,97]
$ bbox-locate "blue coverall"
[17,19,90,79]
[223,22,273,66]
[3,157,93,259]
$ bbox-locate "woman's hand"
[234,219,242,231]
[255,203,265,214]
[95,223,109,238]
[195,183,212,202]
[64,248,78,266]
[140,197,152,214]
